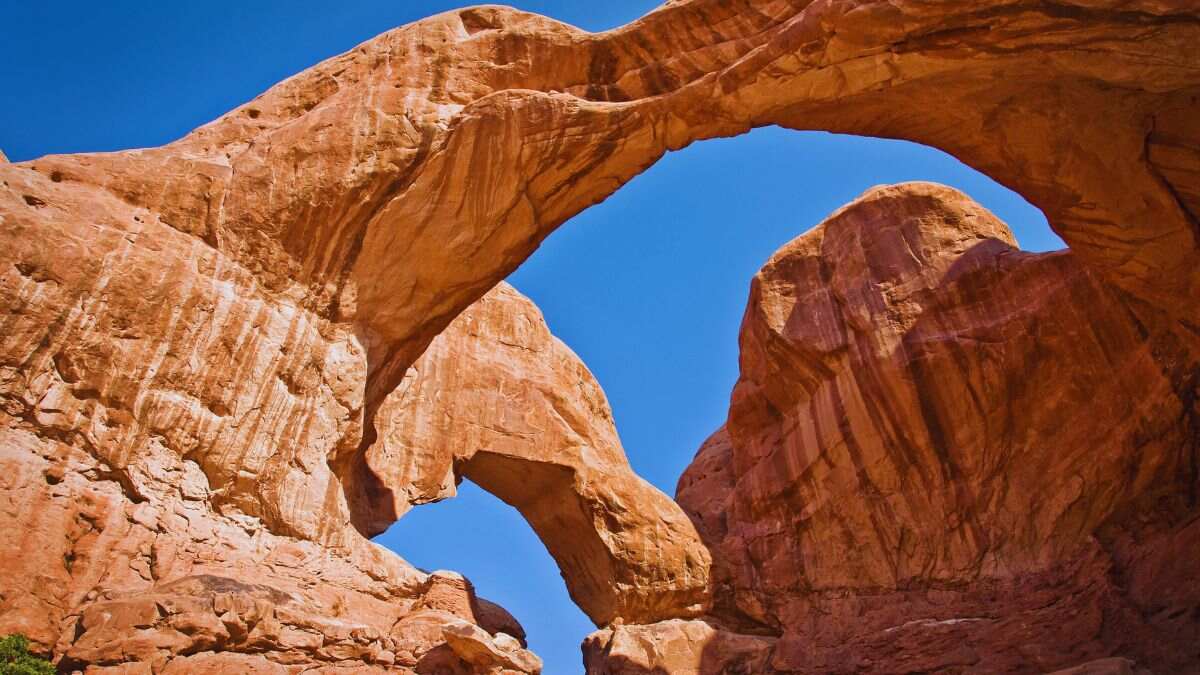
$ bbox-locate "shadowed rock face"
[0,0,1198,672]
[655,183,1199,674]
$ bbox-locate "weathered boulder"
[665,183,1199,673]
[442,617,543,674]
[583,619,775,675]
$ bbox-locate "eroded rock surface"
[658,183,1200,674]
[370,283,710,626]
[1,0,1198,672]
[0,413,540,673]
[583,619,775,675]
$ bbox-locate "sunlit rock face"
[657,183,1200,674]
[0,217,547,671]
[1,0,1198,672]
[369,283,711,627]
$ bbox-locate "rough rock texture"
[0,409,542,673]
[371,283,709,626]
[665,183,1200,674]
[1047,658,1154,675]
[0,276,549,674]
[1,0,1198,672]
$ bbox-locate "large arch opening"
[507,126,1062,495]
[377,480,593,675]
[372,125,1064,674]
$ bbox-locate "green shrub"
[0,634,55,675]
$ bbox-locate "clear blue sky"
[2,3,1063,674]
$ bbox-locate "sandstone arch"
[367,283,711,626]
[0,1,1198,671]
[8,0,1192,545]
[20,2,1198,413]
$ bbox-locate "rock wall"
[640,183,1199,674]
[0,271,551,673]
[1,0,1198,673]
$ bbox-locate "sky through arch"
[382,126,1063,674]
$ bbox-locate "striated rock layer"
[0,0,1198,672]
[650,183,1199,674]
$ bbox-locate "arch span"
[1,1,1197,667]
[365,283,711,627]
[24,1,1199,419]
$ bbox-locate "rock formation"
[0,268,552,673]
[583,184,1200,675]
[642,183,1198,674]
[371,283,710,627]
[1,0,1198,673]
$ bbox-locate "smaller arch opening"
[375,479,594,675]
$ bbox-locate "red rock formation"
[665,183,1199,674]
[1,0,1198,672]
[583,618,776,675]
[0,412,542,673]
[0,228,704,670]
[370,283,710,626]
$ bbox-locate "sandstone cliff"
[0,278,553,672]
[620,183,1197,674]
[1,0,1198,673]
